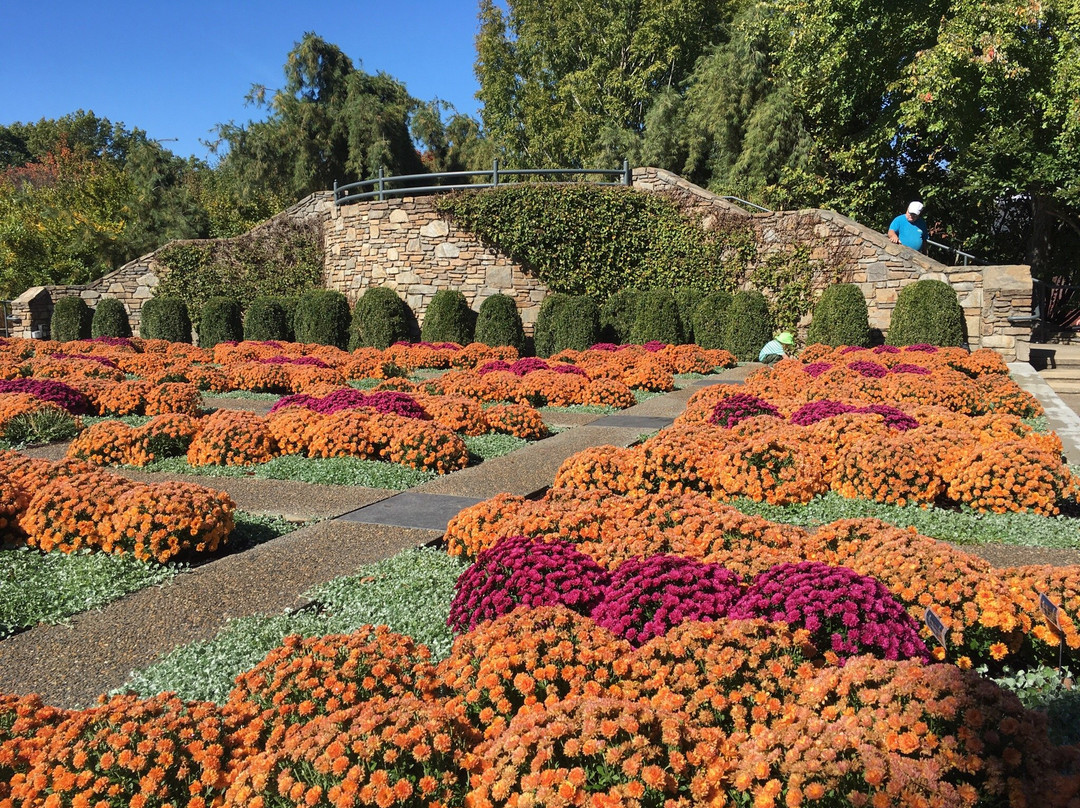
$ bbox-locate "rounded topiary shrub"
[723,289,773,361]
[886,279,965,347]
[534,293,572,358]
[50,297,92,343]
[350,287,414,350]
[90,298,132,338]
[420,289,475,345]
[631,289,681,345]
[550,294,601,354]
[198,297,243,349]
[293,289,351,348]
[244,296,291,342]
[692,291,733,350]
[673,286,699,344]
[475,293,525,352]
[599,288,642,345]
[140,296,192,343]
[807,283,870,347]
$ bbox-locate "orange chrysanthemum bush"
[518,370,590,407]
[974,373,1044,417]
[143,382,203,417]
[285,364,347,394]
[803,412,891,475]
[137,413,203,461]
[371,377,417,393]
[466,696,726,808]
[676,383,765,425]
[583,376,637,409]
[411,394,488,436]
[808,519,1027,667]
[552,446,647,495]
[0,393,65,437]
[306,410,377,459]
[184,364,230,393]
[186,410,278,467]
[0,473,29,547]
[1000,565,1080,667]
[67,419,140,466]
[28,355,125,382]
[22,472,139,554]
[266,407,321,456]
[225,362,292,394]
[620,619,820,735]
[95,379,154,415]
[456,341,519,368]
[385,419,469,474]
[225,628,439,753]
[224,693,474,808]
[830,434,944,506]
[0,451,90,492]
[945,439,1074,515]
[384,343,454,371]
[106,481,234,563]
[727,657,1080,808]
[0,692,71,803]
[481,403,549,440]
[438,606,632,742]
[653,344,737,374]
[638,424,736,496]
[971,413,1065,457]
[707,436,827,505]
[11,693,236,808]
[619,358,675,392]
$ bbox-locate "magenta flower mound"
[268,389,426,419]
[362,391,428,419]
[551,363,588,376]
[477,360,513,375]
[789,400,858,426]
[708,393,780,427]
[89,336,135,349]
[0,379,91,414]
[847,360,888,378]
[838,345,864,355]
[509,357,550,376]
[642,340,667,352]
[589,343,621,352]
[259,355,331,368]
[447,535,609,633]
[889,363,932,376]
[730,561,929,663]
[872,344,901,354]
[50,352,120,369]
[904,343,939,353]
[856,403,919,431]
[590,555,743,646]
[268,393,318,414]
[802,362,833,378]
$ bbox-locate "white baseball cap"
[907,201,924,215]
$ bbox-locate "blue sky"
[0,0,484,163]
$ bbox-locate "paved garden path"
[1,362,1078,708]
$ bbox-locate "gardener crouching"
[758,331,795,364]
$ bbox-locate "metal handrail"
[720,195,771,213]
[925,239,980,266]
[334,159,632,205]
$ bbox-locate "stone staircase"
[1021,340,1080,394]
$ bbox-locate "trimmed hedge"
[50,297,92,342]
[673,286,699,344]
[90,298,132,338]
[886,279,965,347]
[631,289,682,345]
[475,294,525,352]
[244,296,292,342]
[807,283,870,347]
[535,293,600,356]
[293,289,351,349]
[198,297,243,349]
[600,289,642,344]
[420,289,475,345]
[350,287,414,350]
[692,291,733,350]
[140,296,192,343]
[723,289,773,361]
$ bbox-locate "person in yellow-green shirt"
[758,332,795,364]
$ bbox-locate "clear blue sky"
[0,0,484,163]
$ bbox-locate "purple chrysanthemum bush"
[708,393,780,428]
[269,389,427,419]
[449,536,929,662]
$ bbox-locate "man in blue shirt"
[888,201,929,252]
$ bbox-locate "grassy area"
[121,547,467,703]
[0,513,299,639]
[201,390,282,401]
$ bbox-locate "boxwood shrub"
[631,289,681,345]
[599,288,642,344]
[692,291,733,350]
[886,279,965,347]
[673,286,699,344]
[293,289,351,348]
[90,298,132,338]
[807,283,870,347]
[50,296,92,342]
[724,289,773,361]
[547,294,600,355]
[244,296,292,342]
[475,293,525,352]
[140,296,192,343]
[420,289,475,345]
[350,287,415,350]
[198,297,243,349]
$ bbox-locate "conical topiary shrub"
[673,286,699,345]
[886,279,964,347]
[807,283,870,347]
[350,287,415,350]
[723,289,773,361]
[244,296,292,342]
[692,291,733,350]
[90,298,132,338]
[420,289,475,345]
[140,296,192,343]
[631,289,681,345]
[599,288,642,345]
[550,295,600,354]
[293,289,351,349]
[198,297,243,349]
[475,294,525,352]
[50,297,93,342]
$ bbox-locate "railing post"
[623,158,631,186]
[333,179,338,205]
[377,167,384,201]
[493,158,500,187]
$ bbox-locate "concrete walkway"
[1009,362,1080,465]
